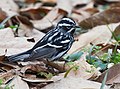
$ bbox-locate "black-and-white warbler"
[7,18,79,62]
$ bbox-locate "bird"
[7,17,79,62]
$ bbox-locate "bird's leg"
[63,60,68,71]
[46,59,56,74]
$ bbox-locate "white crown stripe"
[58,23,71,26]
[62,18,75,24]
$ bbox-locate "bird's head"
[57,18,79,34]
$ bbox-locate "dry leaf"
[110,2,120,8]
[0,8,7,23]
[71,0,90,7]
[96,64,120,84]
[8,76,29,89]
[20,64,48,74]
[32,7,67,30]
[0,0,18,12]
[22,77,53,83]
[0,28,44,56]
[93,0,119,6]
[68,23,120,54]
[0,62,18,71]
[20,7,50,20]
[113,24,120,38]
[42,77,109,89]
[110,83,120,89]
[64,54,100,79]
[25,0,36,3]
[79,8,120,29]
[0,55,6,62]
[41,0,56,3]
[57,0,72,14]
[0,69,20,83]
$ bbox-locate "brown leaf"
[32,7,67,30]
[0,28,44,56]
[20,7,51,20]
[110,2,120,8]
[85,8,99,15]
[64,56,100,79]
[72,0,90,7]
[110,83,120,89]
[25,0,36,3]
[0,8,7,23]
[41,0,56,3]
[42,77,109,89]
[68,23,119,54]
[0,38,31,56]
[0,0,18,13]
[72,2,96,22]
[57,0,73,14]
[71,10,91,23]
[96,64,120,84]
[0,62,18,71]
[8,76,29,89]
[0,55,6,62]
[93,44,120,57]
[79,8,120,29]
[15,15,34,29]
[93,0,119,6]
[20,64,48,74]
[113,24,120,39]
[22,77,53,83]
[0,69,20,83]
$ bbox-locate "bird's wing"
[28,34,73,61]
[32,28,57,49]
[28,46,56,60]
[50,33,74,61]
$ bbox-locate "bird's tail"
[7,50,30,62]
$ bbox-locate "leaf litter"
[1,0,120,89]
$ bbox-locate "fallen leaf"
[22,77,53,83]
[64,54,100,79]
[41,0,56,3]
[113,23,120,41]
[42,77,109,89]
[20,64,48,74]
[110,83,120,89]
[110,2,120,8]
[79,8,120,29]
[85,8,99,15]
[0,28,44,56]
[25,0,36,3]
[93,0,119,6]
[8,76,29,89]
[71,0,90,7]
[0,0,18,13]
[0,55,6,62]
[20,7,50,20]
[0,62,18,71]
[0,69,20,83]
[32,7,67,30]
[68,23,120,54]
[96,64,120,84]
[0,8,7,23]
[57,0,72,14]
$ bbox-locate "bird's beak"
[68,26,80,33]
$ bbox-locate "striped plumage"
[7,18,79,62]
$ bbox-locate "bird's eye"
[66,26,72,29]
